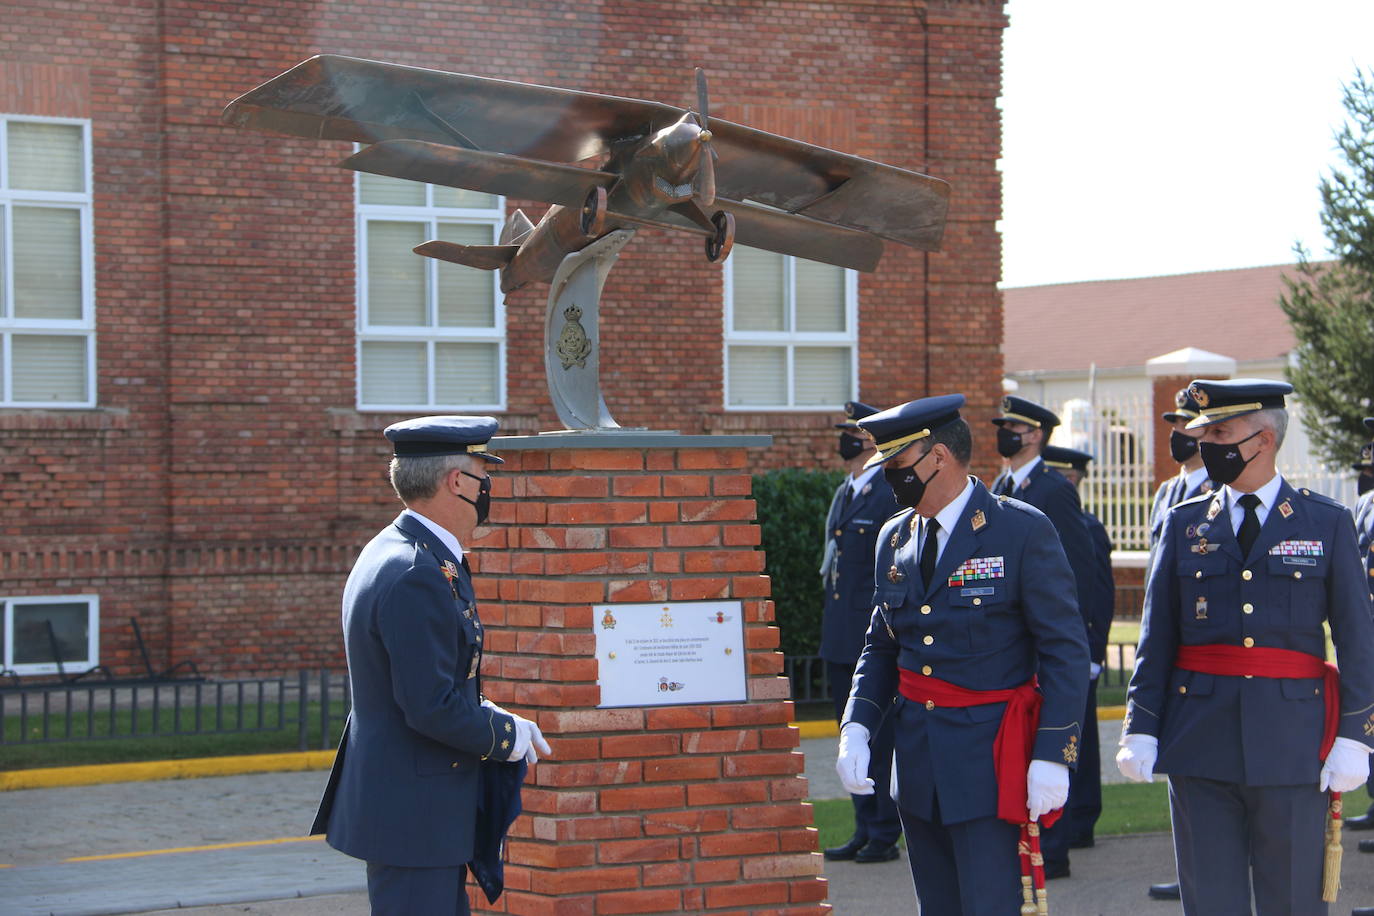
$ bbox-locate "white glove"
[1026,760,1070,821]
[1116,733,1158,783]
[836,722,875,795]
[1320,736,1371,793]
[509,714,552,765]
[1089,662,1102,680]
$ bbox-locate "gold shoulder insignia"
[971,509,986,532]
[1278,499,1294,519]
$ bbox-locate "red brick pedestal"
[469,434,828,915]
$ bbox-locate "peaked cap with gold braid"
[855,394,965,470]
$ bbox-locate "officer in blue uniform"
[820,401,902,863]
[989,394,1095,878]
[835,395,1089,915]
[1117,380,1374,915]
[1042,445,1116,851]
[1149,387,1213,548]
[311,416,551,915]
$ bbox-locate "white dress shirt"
[918,476,976,566]
[402,507,466,564]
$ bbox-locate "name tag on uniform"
[1270,539,1323,558]
[961,586,995,597]
[949,556,1005,587]
[853,518,874,525]
[1281,556,1317,566]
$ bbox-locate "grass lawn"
[809,783,1373,850]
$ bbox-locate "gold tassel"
[1020,875,1036,915]
[1036,886,1049,916]
[1322,792,1342,903]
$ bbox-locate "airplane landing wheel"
[705,210,735,262]
[581,186,607,238]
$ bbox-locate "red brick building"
[1,0,1007,677]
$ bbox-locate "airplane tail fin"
[413,240,518,271]
[499,209,535,246]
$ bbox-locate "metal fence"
[0,669,350,750]
[784,646,1138,705]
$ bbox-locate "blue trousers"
[1169,774,1327,916]
[898,800,1021,916]
[828,660,902,845]
[366,861,471,915]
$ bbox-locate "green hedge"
[753,467,846,658]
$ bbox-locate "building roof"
[1003,263,1310,374]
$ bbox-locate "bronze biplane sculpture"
[222,56,949,291]
[222,57,950,429]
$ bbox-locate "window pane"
[728,346,786,406]
[8,122,84,192]
[358,171,425,206]
[795,260,846,332]
[12,602,91,666]
[366,221,427,326]
[360,341,427,405]
[731,247,786,332]
[12,334,87,402]
[793,347,851,406]
[436,223,495,327]
[432,186,499,209]
[435,342,499,405]
[13,206,82,319]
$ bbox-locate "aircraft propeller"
[691,68,717,208]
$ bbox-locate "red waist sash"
[1174,644,1339,757]
[898,669,1059,827]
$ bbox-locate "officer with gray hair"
[311,415,549,915]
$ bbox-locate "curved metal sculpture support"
[544,229,637,430]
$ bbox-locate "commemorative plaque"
[596,601,747,708]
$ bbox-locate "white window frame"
[0,114,97,408]
[3,594,100,677]
[355,172,507,412]
[722,250,859,411]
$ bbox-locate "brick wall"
[470,443,824,914]
[1,0,1008,675]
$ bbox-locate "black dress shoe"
[1351,908,1374,915]
[823,836,866,861]
[1148,882,1181,900]
[1359,838,1374,854]
[1043,860,1070,880]
[1348,812,1374,830]
[854,840,902,863]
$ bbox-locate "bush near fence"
[753,467,845,659]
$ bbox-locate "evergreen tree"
[1280,69,1374,469]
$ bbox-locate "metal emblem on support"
[544,229,636,430]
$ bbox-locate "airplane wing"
[714,200,885,272]
[707,119,950,251]
[222,55,687,163]
[343,141,616,207]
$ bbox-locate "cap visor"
[862,441,913,470]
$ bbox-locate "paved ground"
[6,724,1374,915]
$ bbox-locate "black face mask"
[996,426,1024,459]
[838,433,866,461]
[1359,471,1374,496]
[1169,429,1199,464]
[884,449,938,509]
[459,470,492,524]
[1198,429,1262,486]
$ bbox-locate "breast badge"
[1195,597,1208,620]
[888,566,906,583]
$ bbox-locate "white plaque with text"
[595,601,746,708]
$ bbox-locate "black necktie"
[838,484,853,518]
[995,474,1013,497]
[920,518,941,585]
[1237,493,1262,557]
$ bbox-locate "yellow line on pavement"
[64,835,324,863]
[0,750,335,792]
